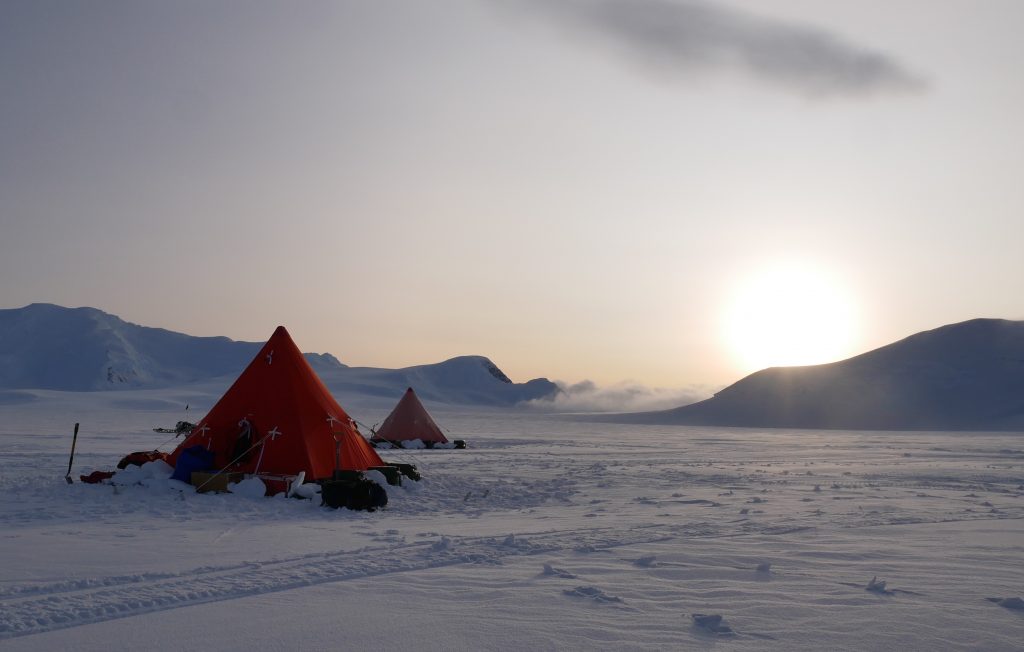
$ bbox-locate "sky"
[2,0,1023,395]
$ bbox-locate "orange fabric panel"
[371,387,449,444]
[169,326,383,481]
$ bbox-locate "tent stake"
[64,422,79,484]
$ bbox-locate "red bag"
[116,451,169,470]
[79,471,116,484]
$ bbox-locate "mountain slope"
[0,304,266,390]
[0,304,558,406]
[615,318,1024,431]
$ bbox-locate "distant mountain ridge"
[613,318,1024,431]
[318,355,559,407]
[0,304,558,406]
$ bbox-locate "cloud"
[527,379,711,413]
[512,0,927,99]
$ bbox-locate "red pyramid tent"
[371,387,449,445]
[169,326,383,481]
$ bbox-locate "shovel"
[64,422,79,484]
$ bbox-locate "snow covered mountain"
[317,355,559,408]
[615,318,1024,431]
[0,304,267,391]
[0,304,558,406]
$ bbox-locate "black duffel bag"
[321,478,388,511]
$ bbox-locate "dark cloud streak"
[515,0,927,98]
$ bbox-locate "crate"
[190,471,243,493]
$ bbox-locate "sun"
[723,262,858,374]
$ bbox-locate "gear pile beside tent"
[371,387,466,449]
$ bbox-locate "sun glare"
[723,263,858,374]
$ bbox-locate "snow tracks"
[0,522,696,639]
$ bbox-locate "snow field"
[1,391,1023,650]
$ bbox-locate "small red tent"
[371,387,449,446]
[169,326,382,481]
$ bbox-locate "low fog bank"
[526,379,712,413]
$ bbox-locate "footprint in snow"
[430,536,452,552]
[859,576,923,596]
[500,533,536,550]
[987,597,1024,611]
[542,563,577,579]
[563,586,622,603]
[690,613,734,636]
[866,576,893,594]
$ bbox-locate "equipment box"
[191,471,243,493]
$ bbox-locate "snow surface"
[2,389,1024,650]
